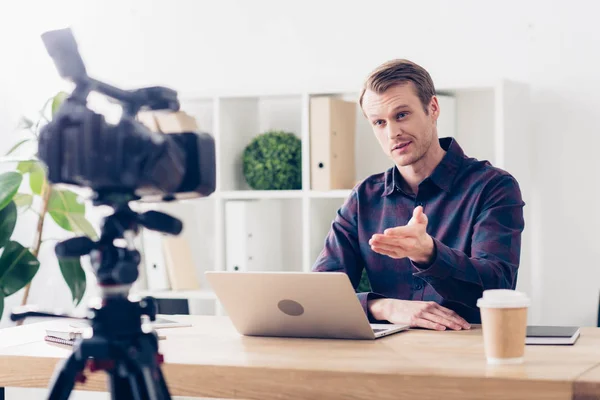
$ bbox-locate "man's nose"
[386,122,402,140]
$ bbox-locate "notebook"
[526,325,580,345]
[44,317,191,346]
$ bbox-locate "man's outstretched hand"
[368,298,471,331]
[369,206,435,264]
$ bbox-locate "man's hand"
[369,206,435,264]
[369,298,471,331]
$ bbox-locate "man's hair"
[359,59,436,114]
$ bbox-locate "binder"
[225,200,282,272]
[310,97,357,190]
[162,235,201,291]
[141,229,171,291]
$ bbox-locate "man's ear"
[429,96,440,119]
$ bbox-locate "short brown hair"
[359,59,436,114]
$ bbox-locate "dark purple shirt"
[312,138,525,324]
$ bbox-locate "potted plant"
[0,92,97,319]
[242,130,302,190]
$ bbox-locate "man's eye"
[374,120,385,126]
[397,113,407,120]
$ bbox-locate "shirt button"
[413,282,423,290]
[417,202,423,207]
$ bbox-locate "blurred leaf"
[51,92,69,117]
[6,139,31,156]
[0,202,17,249]
[0,292,4,319]
[39,96,54,120]
[16,160,36,174]
[0,241,40,297]
[48,190,97,239]
[16,117,34,130]
[0,172,22,212]
[59,257,86,306]
[67,214,98,240]
[29,164,46,196]
[17,161,47,196]
[13,193,33,212]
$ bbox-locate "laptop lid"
[205,271,382,340]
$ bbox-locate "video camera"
[9,28,217,399]
[38,28,216,204]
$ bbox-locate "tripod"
[12,198,182,400]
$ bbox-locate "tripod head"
[55,193,182,290]
[11,195,182,325]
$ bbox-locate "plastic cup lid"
[476,289,530,309]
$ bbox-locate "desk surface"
[0,316,598,400]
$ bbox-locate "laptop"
[205,271,408,340]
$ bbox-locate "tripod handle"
[10,307,87,322]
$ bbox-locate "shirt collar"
[382,138,465,196]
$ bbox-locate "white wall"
[1,0,599,326]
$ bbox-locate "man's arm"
[411,175,525,308]
[311,190,384,321]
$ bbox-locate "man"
[312,59,525,331]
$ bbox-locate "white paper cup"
[477,290,530,365]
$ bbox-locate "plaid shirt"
[312,138,525,323]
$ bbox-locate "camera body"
[38,28,216,203]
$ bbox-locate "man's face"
[362,83,439,167]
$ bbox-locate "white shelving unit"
[133,80,532,317]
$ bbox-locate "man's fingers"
[370,243,405,259]
[413,206,428,224]
[421,311,463,331]
[412,318,446,331]
[383,226,413,236]
[370,242,397,253]
[431,305,471,329]
[370,234,411,246]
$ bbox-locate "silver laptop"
[205,271,409,340]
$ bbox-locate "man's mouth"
[392,142,411,153]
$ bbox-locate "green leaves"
[48,190,97,239]
[0,173,23,212]
[0,240,40,317]
[0,202,17,249]
[17,161,46,195]
[16,117,34,130]
[12,194,33,212]
[243,131,302,190]
[356,269,372,293]
[51,92,68,117]
[0,90,92,319]
[0,241,40,297]
[6,139,32,156]
[59,258,86,306]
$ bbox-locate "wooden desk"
[0,316,598,400]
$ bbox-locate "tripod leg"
[47,351,86,400]
[108,364,146,400]
[138,366,170,400]
[154,365,172,400]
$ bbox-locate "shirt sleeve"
[312,189,385,322]
[412,174,525,309]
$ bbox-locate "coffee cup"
[476,289,530,365]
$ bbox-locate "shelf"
[220,190,304,200]
[132,289,217,300]
[218,190,353,200]
[308,190,352,199]
[148,81,531,316]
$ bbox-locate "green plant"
[357,269,371,293]
[242,130,301,190]
[0,92,97,318]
